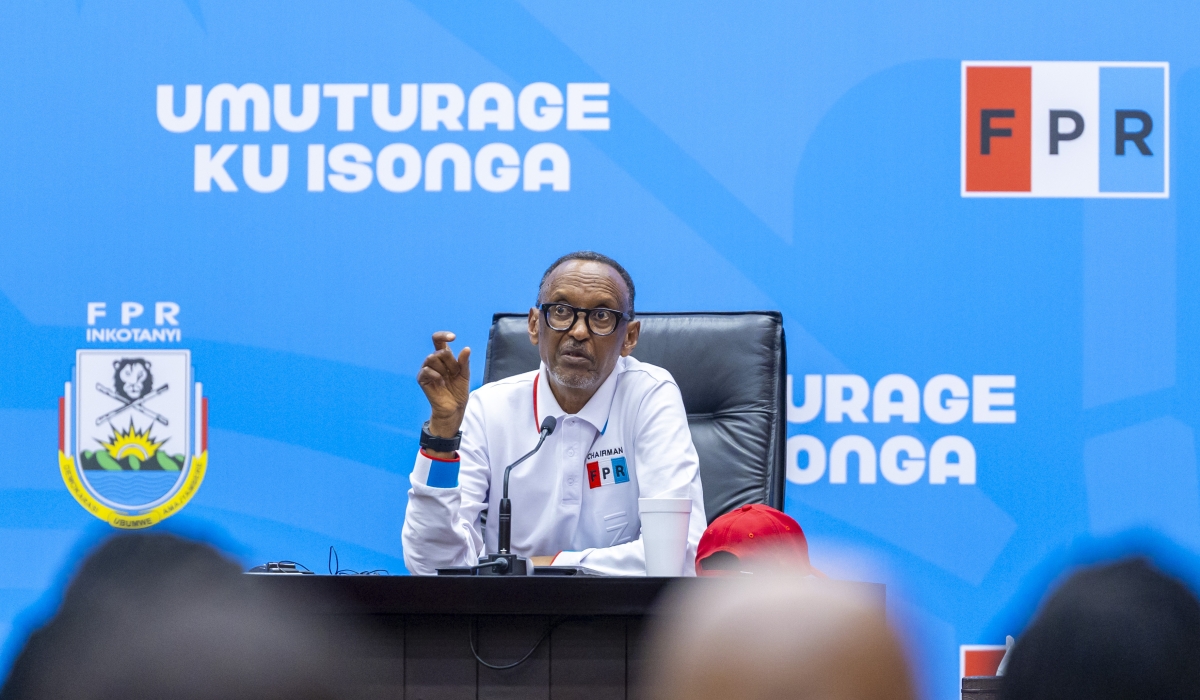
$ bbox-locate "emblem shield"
[59,349,207,528]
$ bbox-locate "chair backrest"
[483,311,787,523]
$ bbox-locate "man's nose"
[568,313,591,340]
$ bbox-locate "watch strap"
[420,421,462,452]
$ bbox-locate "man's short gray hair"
[537,251,636,314]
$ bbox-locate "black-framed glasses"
[540,303,631,336]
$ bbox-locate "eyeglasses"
[540,303,631,336]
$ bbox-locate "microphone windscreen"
[540,416,557,435]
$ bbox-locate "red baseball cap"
[696,504,821,576]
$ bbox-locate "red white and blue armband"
[412,449,461,489]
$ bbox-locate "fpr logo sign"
[961,62,1169,198]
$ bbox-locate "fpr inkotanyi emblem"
[58,350,207,528]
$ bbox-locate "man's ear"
[621,319,640,357]
[527,307,540,346]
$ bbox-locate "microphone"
[477,415,557,576]
[498,416,557,554]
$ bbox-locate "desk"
[249,575,884,700]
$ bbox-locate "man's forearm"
[402,450,484,574]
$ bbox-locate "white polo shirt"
[402,355,706,576]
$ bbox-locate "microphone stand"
[476,416,557,576]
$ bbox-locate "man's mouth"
[558,345,593,365]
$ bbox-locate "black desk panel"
[249,576,884,700]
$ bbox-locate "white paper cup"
[639,497,692,576]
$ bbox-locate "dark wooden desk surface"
[248,575,885,700]
[248,573,884,615]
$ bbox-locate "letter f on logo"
[965,66,1031,192]
[981,109,1015,154]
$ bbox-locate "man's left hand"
[531,556,556,567]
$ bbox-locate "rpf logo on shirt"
[962,61,1169,198]
[587,456,630,489]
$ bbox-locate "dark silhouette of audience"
[12,533,1200,700]
[1001,557,1200,700]
[1,533,351,700]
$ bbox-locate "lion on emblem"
[113,358,154,401]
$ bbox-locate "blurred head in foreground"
[1001,557,1200,700]
[642,575,914,700]
[1,532,346,700]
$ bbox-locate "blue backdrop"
[3,2,1200,698]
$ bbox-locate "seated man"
[402,251,706,575]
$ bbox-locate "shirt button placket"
[562,419,581,504]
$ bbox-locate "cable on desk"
[328,546,389,576]
[469,616,567,670]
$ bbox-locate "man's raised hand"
[417,331,471,438]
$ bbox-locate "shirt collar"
[535,357,625,434]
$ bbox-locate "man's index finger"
[431,331,456,351]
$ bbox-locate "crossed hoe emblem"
[95,358,170,427]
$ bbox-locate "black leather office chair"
[483,311,786,523]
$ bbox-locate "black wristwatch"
[420,421,462,453]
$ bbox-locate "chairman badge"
[58,350,207,528]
